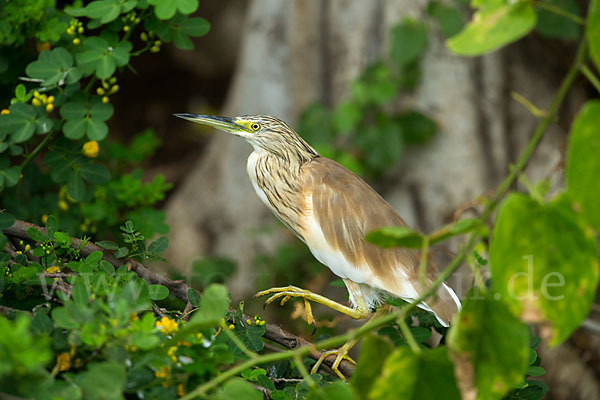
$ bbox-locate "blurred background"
[3,0,598,398]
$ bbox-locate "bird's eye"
[251,123,260,131]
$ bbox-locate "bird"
[175,113,461,378]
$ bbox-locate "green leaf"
[311,381,357,400]
[180,17,210,36]
[526,366,546,377]
[489,193,599,345]
[448,289,529,400]
[0,212,15,230]
[130,331,160,350]
[397,111,437,145]
[96,240,119,250]
[427,1,466,38]
[75,361,126,400]
[26,47,80,86]
[366,226,424,248]
[0,165,20,187]
[187,288,201,307]
[214,378,262,400]
[54,231,71,245]
[148,236,169,254]
[589,0,600,73]
[85,0,121,24]
[190,283,230,327]
[148,284,169,300]
[566,101,600,231]
[536,0,580,39]
[115,247,129,258]
[447,1,537,56]
[45,215,58,238]
[351,334,394,399]
[79,162,110,184]
[76,37,132,79]
[86,119,109,141]
[72,279,89,306]
[90,98,114,121]
[389,18,428,67]
[1,103,36,143]
[67,170,86,201]
[27,227,48,242]
[52,306,79,329]
[369,347,460,400]
[333,101,362,133]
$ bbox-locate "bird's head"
[175,113,318,161]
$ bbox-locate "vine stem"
[580,64,600,94]
[398,318,422,354]
[535,1,585,25]
[181,39,587,400]
[19,131,55,170]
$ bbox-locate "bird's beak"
[174,113,249,135]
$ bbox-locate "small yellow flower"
[41,214,48,224]
[56,352,71,371]
[167,346,178,362]
[72,38,80,45]
[96,87,105,96]
[47,96,55,103]
[82,140,99,158]
[78,27,84,34]
[228,324,235,330]
[156,316,179,335]
[1,109,9,115]
[246,319,252,325]
[154,366,170,378]
[259,320,266,326]
[150,46,160,53]
[110,84,119,94]
[140,32,148,41]
[102,96,109,104]
[46,266,61,274]
[177,383,185,397]
[24,244,31,252]
[36,42,51,52]
[32,98,42,107]
[123,25,130,32]
[46,103,54,112]
[58,199,69,211]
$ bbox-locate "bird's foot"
[255,286,317,327]
[311,339,358,381]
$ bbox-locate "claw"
[311,339,358,381]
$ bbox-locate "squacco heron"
[175,113,461,378]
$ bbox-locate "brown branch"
[3,220,355,377]
[0,305,32,317]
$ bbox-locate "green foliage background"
[1,0,599,399]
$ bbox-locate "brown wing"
[300,157,459,324]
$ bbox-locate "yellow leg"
[255,280,369,326]
[310,302,392,380]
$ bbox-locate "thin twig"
[397,318,422,354]
[293,352,316,387]
[535,1,585,24]
[580,64,600,94]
